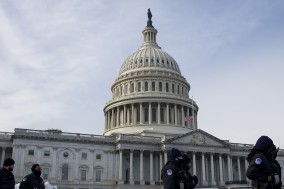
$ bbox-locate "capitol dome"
[104,10,198,136]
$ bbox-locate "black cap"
[253,136,274,151]
[3,158,15,166]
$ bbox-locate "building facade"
[0,11,283,189]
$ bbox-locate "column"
[89,150,94,181]
[219,154,224,185]
[158,103,161,124]
[202,153,207,185]
[105,113,107,130]
[237,156,241,181]
[130,150,134,185]
[127,106,130,125]
[20,145,25,176]
[174,105,177,125]
[124,105,126,125]
[51,147,57,181]
[131,104,134,125]
[116,107,119,127]
[150,151,155,185]
[226,155,231,181]
[181,106,185,126]
[149,103,152,124]
[210,153,216,185]
[106,111,109,130]
[111,109,114,128]
[166,103,169,124]
[191,108,195,129]
[193,152,196,175]
[37,146,42,164]
[164,150,168,164]
[1,147,6,166]
[160,152,163,182]
[118,150,123,184]
[140,103,143,124]
[74,149,79,181]
[245,156,249,184]
[140,150,145,185]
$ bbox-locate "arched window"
[130,83,134,93]
[62,164,68,180]
[159,82,162,91]
[172,84,175,93]
[177,85,180,94]
[138,82,141,92]
[166,83,169,92]
[152,82,155,91]
[145,82,148,91]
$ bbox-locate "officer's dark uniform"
[20,164,45,189]
[182,154,198,189]
[161,148,185,189]
[0,158,15,189]
[272,148,282,189]
[246,136,279,189]
[0,167,15,189]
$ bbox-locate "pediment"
[165,129,228,147]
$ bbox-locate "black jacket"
[19,173,45,189]
[0,167,15,189]
[246,153,275,189]
[272,159,282,189]
[161,160,185,189]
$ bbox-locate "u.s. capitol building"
[0,11,283,189]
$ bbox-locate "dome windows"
[151,82,155,91]
[145,82,148,91]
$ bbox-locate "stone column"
[37,146,42,164]
[174,104,177,125]
[158,103,161,124]
[127,106,130,125]
[160,152,163,182]
[105,113,107,130]
[131,104,134,125]
[130,150,134,185]
[193,152,197,175]
[245,156,249,183]
[140,150,145,185]
[202,153,207,185]
[227,155,232,182]
[166,103,170,124]
[124,105,127,125]
[181,106,185,126]
[89,149,94,181]
[51,147,57,181]
[116,107,119,127]
[237,156,241,181]
[111,109,114,128]
[118,150,123,184]
[219,154,224,185]
[187,108,190,127]
[149,103,152,124]
[150,151,155,185]
[210,153,216,185]
[191,108,195,129]
[140,103,143,124]
[1,147,6,166]
[74,149,80,181]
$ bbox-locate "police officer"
[20,164,45,189]
[182,154,198,189]
[271,146,282,189]
[0,158,15,189]
[161,148,185,189]
[246,136,280,189]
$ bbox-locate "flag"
[184,114,193,122]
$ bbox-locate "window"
[151,82,155,91]
[159,82,162,91]
[63,152,68,158]
[130,83,134,93]
[145,82,148,91]
[152,107,156,122]
[172,84,175,93]
[96,154,101,160]
[137,82,141,92]
[144,108,149,122]
[81,170,87,181]
[166,83,169,92]
[28,150,34,156]
[136,108,140,123]
[62,164,68,180]
[177,85,180,94]
[43,168,49,180]
[82,153,87,159]
[95,170,102,181]
[44,151,50,157]
[182,87,184,96]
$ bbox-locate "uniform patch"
[255,158,262,165]
[166,169,173,175]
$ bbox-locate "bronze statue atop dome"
[147,8,153,27]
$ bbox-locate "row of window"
[25,165,103,181]
[114,81,188,97]
[27,150,101,160]
[123,58,178,71]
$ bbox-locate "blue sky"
[0,1,283,147]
